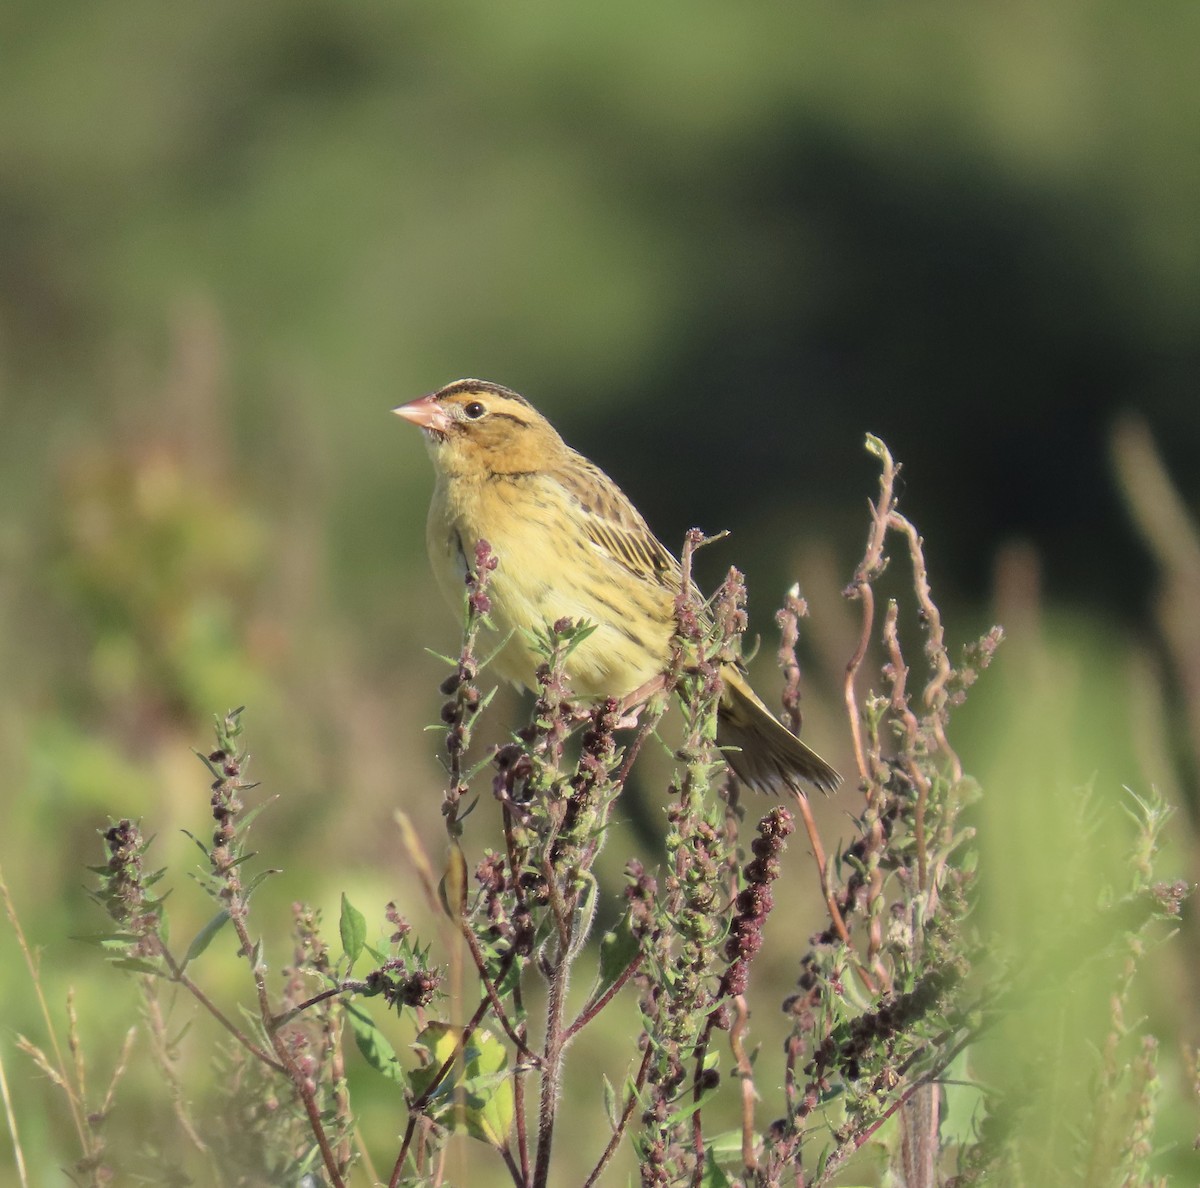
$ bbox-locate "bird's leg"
[614,673,669,729]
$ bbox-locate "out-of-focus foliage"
[1,3,1198,1185]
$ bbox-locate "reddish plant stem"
[152,941,285,1073]
[457,924,540,1064]
[563,953,643,1042]
[532,946,571,1188]
[581,1042,655,1188]
[514,1071,530,1185]
[390,987,499,1188]
[790,791,854,953]
[225,906,346,1188]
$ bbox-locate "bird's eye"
[463,401,487,420]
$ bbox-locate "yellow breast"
[426,471,674,699]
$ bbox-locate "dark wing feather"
[553,453,681,591]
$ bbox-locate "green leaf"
[602,1074,620,1130]
[181,909,231,969]
[109,957,164,976]
[864,432,890,462]
[941,1047,986,1148]
[663,1079,721,1128]
[476,630,516,671]
[180,829,212,859]
[339,893,367,967]
[409,1023,514,1147]
[438,845,469,919]
[72,931,145,948]
[345,1002,404,1083]
[234,795,279,836]
[595,914,640,1000]
[560,620,598,658]
[704,1130,747,1158]
[193,749,226,781]
[242,867,282,898]
[699,1148,732,1188]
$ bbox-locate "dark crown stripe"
[432,378,531,407]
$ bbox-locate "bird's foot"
[613,673,669,729]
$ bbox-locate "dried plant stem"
[844,574,879,784]
[1112,415,1200,779]
[1,868,89,1149]
[140,986,210,1158]
[730,995,758,1173]
[0,1049,29,1188]
[888,511,961,781]
[844,437,900,789]
[882,601,931,891]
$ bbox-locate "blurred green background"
[2,2,1198,1184]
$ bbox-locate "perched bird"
[394,379,840,797]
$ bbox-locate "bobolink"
[395,379,840,797]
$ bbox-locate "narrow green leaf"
[72,931,144,948]
[243,867,282,898]
[234,795,279,836]
[494,955,525,1002]
[438,845,469,919]
[193,749,225,781]
[182,909,231,969]
[602,1074,619,1131]
[476,629,516,671]
[339,893,367,967]
[109,957,164,976]
[180,829,211,859]
[663,1081,721,1127]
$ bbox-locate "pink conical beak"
[393,394,452,434]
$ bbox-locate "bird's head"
[394,380,563,477]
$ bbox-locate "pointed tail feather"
[716,667,841,796]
